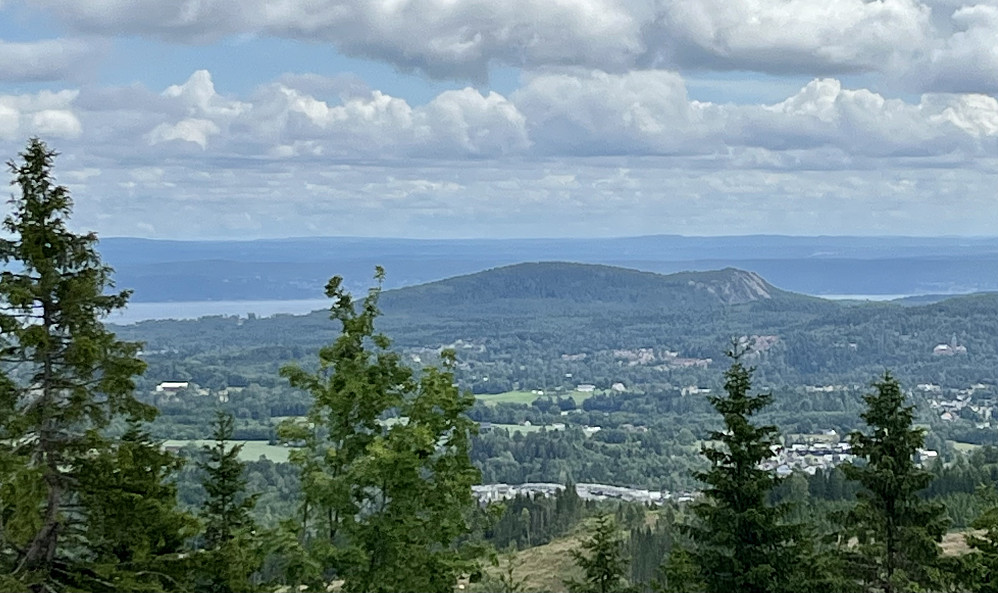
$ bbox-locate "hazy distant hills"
[379,263,806,315]
[112,262,998,387]
[115,264,832,348]
[98,235,998,302]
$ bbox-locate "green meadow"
[475,389,598,406]
[163,440,292,463]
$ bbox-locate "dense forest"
[5,139,998,592]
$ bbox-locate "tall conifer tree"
[564,514,630,593]
[195,411,262,593]
[0,139,163,591]
[681,347,809,593]
[75,422,197,591]
[841,372,948,593]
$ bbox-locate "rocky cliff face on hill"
[685,268,774,305]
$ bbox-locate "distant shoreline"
[107,298,331,325]
[106,292,976,325]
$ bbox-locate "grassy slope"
[482,520,975,593]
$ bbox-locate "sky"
[0,0,996,239]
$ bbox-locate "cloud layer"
[0,69,994,238]
[0,1,995,238]
[28,69,993,160]
[22,0,998,92]
[0,38,103,82]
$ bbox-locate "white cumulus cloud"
[514,70,708,155]
[0,90,81,140]
[912,3,998,93]
[148,118,220,149]
[642,0,931,74]
[0,69,995,239]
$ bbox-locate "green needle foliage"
[195,411,263,593]
[564,513,631,593]
[840,372,948,593]
[75,422,197,592]
[958,485,998,592]
[495,546,527,593]
[0,139,156,592]
[680,346,810,593]
[278,268,482,593]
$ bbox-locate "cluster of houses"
[767,431,939,476]
[609,347,713,369]
[933,337,968,356]
[763,438,856,476]
[924,382,993,423]
[471,482,669,505]
[473,428,944,506]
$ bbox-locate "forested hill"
[113,261,998,389]
[378,262,810,314]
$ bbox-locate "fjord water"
[107,299,331,325]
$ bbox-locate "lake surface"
[819,294,918,301]
[108,292,950,324]
[108,299,331,325]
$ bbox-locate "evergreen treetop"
[278,268,482,593]
[841,372,948,593]
[0,138,152,591]
[683,346,809,593]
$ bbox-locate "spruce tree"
[564,513,631,593]
[195,411,263,593]
[0,139,154,591]
[681,347,809,593]
[278,268,482,592]
[494,547,527,593]
[75,422,198,591]
[840,372,948,593]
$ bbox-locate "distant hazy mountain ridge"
[110,260,998,392]
[378,263,796,317]
[98,235,998,302]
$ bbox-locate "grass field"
[475,390,542,405]
[942,530,977,556]
[475,389,598,406]
[481,513,663,592]
[163,440,291,463]
[949,440,982,453]
[487,422,566,435]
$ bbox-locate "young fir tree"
[0,139,162,592]
[75,422,198,591]
[278,268,482,593]
[564,513,631,593]
[949,485,998,593]
[680,347,810,593]
[840,372,948,593]
[655,546,700,593]
[492,546,527,593]
[195,411,263,593]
